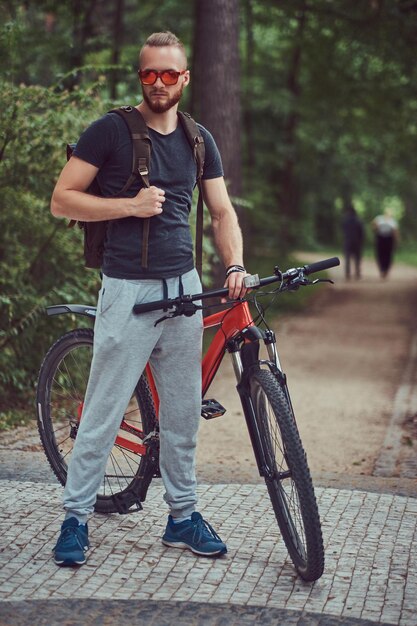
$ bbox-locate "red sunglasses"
[138,69,187,86]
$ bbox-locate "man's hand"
[223,270,250,301]
[131,186,165,217]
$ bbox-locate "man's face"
[139,45,189,114]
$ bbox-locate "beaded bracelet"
[226,264,246,278]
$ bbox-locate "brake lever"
[154,301,202,326]
[285,276,335,292]
[311,278,334,285]
[286,276,309,290]
[154,310,177,326]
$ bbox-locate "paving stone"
[0,480,415,625]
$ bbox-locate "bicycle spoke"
[105,449,127,495]
[37,329,156,514]
[55,359,84,401]
[267,408,307,549]
[249,369,324,581]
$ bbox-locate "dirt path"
[196,254,417,493]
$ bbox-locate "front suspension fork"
[229,330,279,480]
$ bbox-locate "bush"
[0,79,109,426]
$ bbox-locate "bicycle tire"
[248,369,324,581]
[36,328,156,514]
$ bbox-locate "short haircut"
[139,31,187,67]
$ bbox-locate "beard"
[142,83,184,113]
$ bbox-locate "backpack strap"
[178,112,206,280]
[66,143,103,231]
[111,106,151,269]
[71,107,206,275]
[66,144,77,229]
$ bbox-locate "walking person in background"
[372,209,399,278]
[341,204,364,280]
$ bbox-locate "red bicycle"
[36,256,339,581]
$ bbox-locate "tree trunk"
[192,0,242,205]
[109,0,124,101]
[65,0,98,89]
[278,7,307,247]
[192,0,244,285]
[243,0,255,179]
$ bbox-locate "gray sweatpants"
[63,268,203,522]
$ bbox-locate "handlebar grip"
[303,256,340,276]
[133,299,174,314]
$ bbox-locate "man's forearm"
[51,188,134,221]
[211,210,244,268]
[51,185,165,222]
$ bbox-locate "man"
[50,31,246,566]
[341,204,364,280]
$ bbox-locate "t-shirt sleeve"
[197,124,224,180]
[73,114,118,169]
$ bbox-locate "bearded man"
[50,31,246,566]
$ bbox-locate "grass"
[0,409,34,431]
[395,245,417,268]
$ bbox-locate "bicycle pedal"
[112,493,143,515]
[201,399,226,420]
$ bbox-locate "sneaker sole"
[54,556,86,566]
[54,547,88,566]
[162,538,227,556]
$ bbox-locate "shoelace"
[193,516,222,544]
[55,526,85,550]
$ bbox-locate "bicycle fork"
[228,328,282,481]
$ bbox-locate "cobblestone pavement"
[1,480,416,626]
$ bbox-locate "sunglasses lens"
[161,71,179,85]
[140,70,157,85]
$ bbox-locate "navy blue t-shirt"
[73,112,223,279]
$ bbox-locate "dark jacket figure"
[372,211,398,278]
[341,206,364,280]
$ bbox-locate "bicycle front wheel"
[36,328,156,514]
[249,369,324,581]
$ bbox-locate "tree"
[109,0,125,100]
[192,0,242,206]
[240,0,417,249]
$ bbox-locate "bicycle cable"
[246,277,286,331]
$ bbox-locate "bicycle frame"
[47,301,254,455]
[145,300,254,412]
[45,299,275,459]
[143,298,286,485]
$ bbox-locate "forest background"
[1,0,417,427]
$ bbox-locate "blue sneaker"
[162,512,227,556]
[53,517,89,566]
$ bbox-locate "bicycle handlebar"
[303,256,340,276]
[132,256,340,315]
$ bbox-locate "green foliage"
[0,78,109,422]
[0,408,33,431]
[241,0,417,251]
[2,0,417,427]
[396,245,417,269]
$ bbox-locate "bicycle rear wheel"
[249,369,324,581]
[36,328,157,514]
